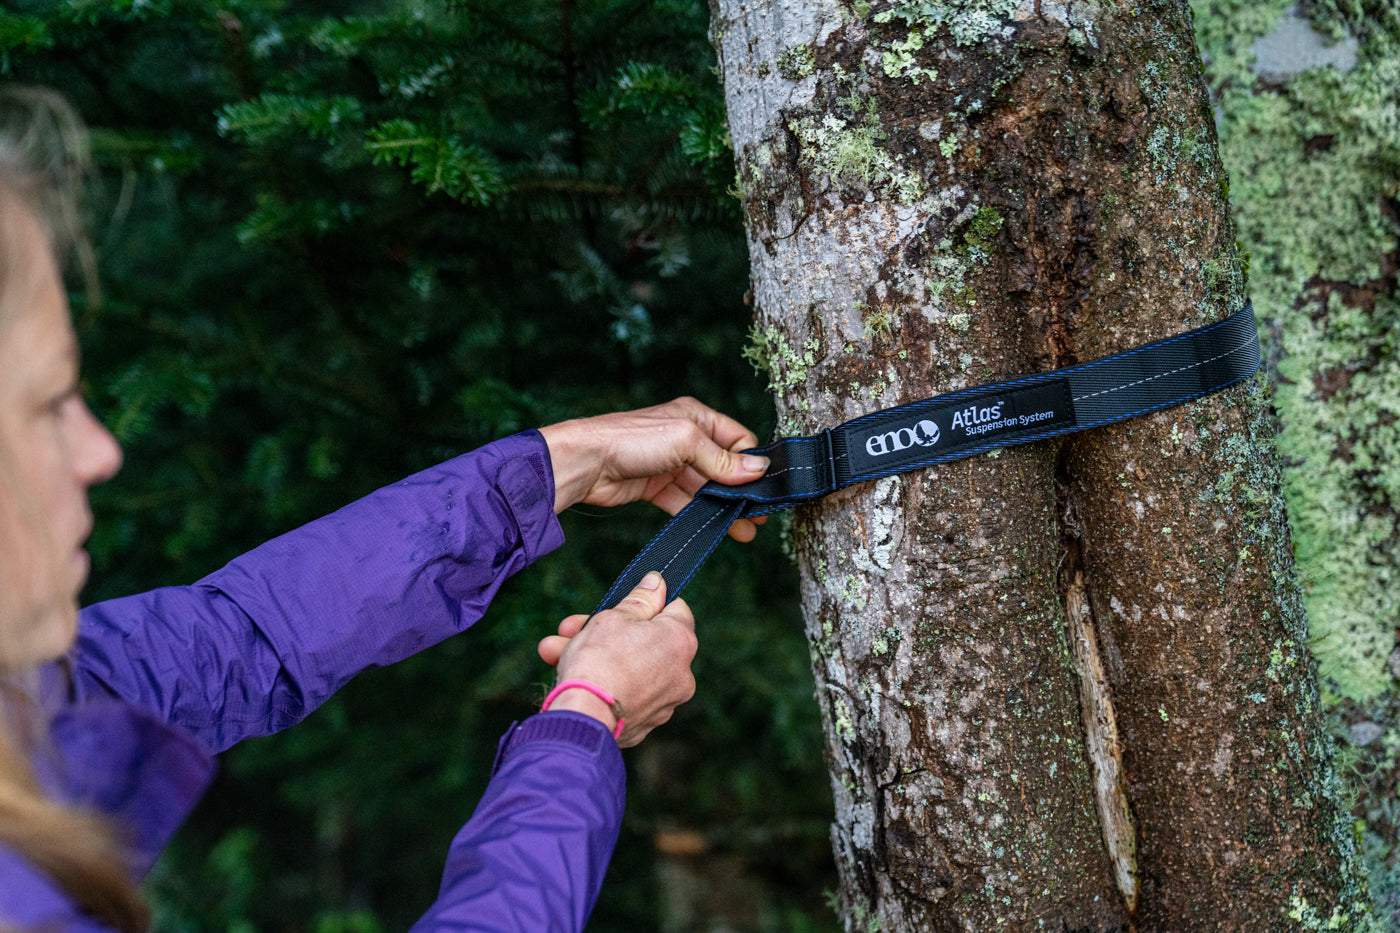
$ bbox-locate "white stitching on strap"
[659,506,728,576]
[1073,338,1256,403]
[758,463,819,479]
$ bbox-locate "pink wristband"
[541,680,626,740]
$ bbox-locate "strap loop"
[595,305,1262,612]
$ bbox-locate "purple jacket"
[0,431,625,932]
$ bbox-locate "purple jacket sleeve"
[5,431,629,933]
[70,431,565,753]
[0,713,625,933]
[0,848,110,933]
[412,713,626,933]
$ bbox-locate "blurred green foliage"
[4,0,837,929]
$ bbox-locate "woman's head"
[0,88,146,933]
[0,89,122,674]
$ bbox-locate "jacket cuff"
[491,430,566,562]
[494,711,623,777]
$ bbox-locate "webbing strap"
[596,305,1261,611]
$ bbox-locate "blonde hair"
[0,87,148,933]
[0,86,98,303]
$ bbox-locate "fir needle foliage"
[363,118,500,204]
[4,0,835,930]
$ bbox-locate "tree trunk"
[709,0,1372,929]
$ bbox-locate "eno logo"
[864,419,941,457]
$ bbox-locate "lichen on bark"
[1191,0,1400,919]
[1195,0,1400,707]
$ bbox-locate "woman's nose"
[73,400,123,487]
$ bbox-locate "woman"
[0,88,769,932]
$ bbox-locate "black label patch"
[845,379,1075,478]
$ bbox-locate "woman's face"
[0,199,122,669]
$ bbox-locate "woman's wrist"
[541,680,625,739]
[537,421,596,514]
[544,690,616,730]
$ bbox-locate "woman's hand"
[538,572,696,747]
[539,396,768,542]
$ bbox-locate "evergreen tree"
[4,1,836,929]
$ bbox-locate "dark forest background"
[5,0,838,929]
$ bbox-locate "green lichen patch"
[1201,14,1400,705]
[1195,0,1400,919]
[873,0,1022,47]
[921,204,1004,308]
[925,237,977,306]
[1287,890,1377,931]
[777,42,817,80]
[960,206,1004,261]
[880,28,939,84]
[742,319,823,396]
[861,303,896,342]
[788,109,925,203]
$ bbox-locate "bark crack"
[1057,465,1140,916]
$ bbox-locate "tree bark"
[710,0,1371,929]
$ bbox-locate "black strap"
[596,305,1261,611]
